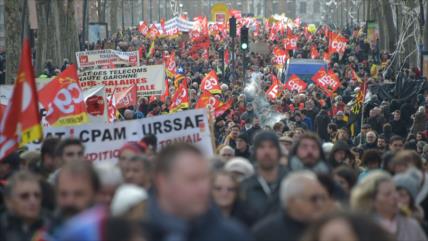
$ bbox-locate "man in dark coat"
[314,109,331,142]
[144,143,250,241]
[240,131,288,226]
[390,110,408,138]
[252,171,329,241]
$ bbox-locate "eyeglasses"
[299,193,328,204]
[213,186,237,193]
[64,151,84,157]
[221,153,234,157]
[17,192,41,201]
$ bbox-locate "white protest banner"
[75,49,140,69]
[27,109,213,163]
[79,65,165,96]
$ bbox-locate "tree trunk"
[380,0,396,51]
[424,0,428,52]
[63,0,79,63]
[35,0,48,75]
[404,0,417,67]
[110,0,118,33]
[5,0,24,84]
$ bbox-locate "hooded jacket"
[328,141,352,168]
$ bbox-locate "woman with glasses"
[211,171,251,226]
[0,170,50,241]
[351,171,427,241]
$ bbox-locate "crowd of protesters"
[2,14,428,241]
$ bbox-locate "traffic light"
[240,27,249,51]
[229,17,236,38]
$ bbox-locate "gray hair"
[94,162,123,187]
[280,171,317,208]
[219,146,235,155]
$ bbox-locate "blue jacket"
[145,196,253,241]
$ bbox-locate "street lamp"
[179,3,183,15]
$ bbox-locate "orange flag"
[0,39,42,160]
[200,70,221,94]
[39,64,88,126]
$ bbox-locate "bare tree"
[5,0,24,84]
[35,0,79,74]
[380,0,396,51]
[110,0,118,33]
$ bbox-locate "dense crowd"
[2,17,428,241]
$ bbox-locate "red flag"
[229,9,242,19]
[310,46,319,59]
[138,21,149,35]
[294,17,301,27]
[160,78,170,102]
[0,104,4,118]
[147,24,160,39]
[107,87,117,123]
[0,39,42,160]
[215,99,233,117]
[323,51,330,62]
[169,79,189,112]
[115,85,137,109]
[273,47,288,66]
[284,74,307,93]
[266,75,281,99]
[195,91,217,109]
[39,64,88,126]
[224,49,230,66]
[283,35,298,50]
[164,52,176,78]
[160,18,166,34]
[311,67,341,96]
[201,70,221,94]
[328,32,348,55]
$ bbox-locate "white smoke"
[244,72,288,127]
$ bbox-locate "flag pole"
[359,81,368,145]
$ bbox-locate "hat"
[237,133,250,143]
[362,124,371,129]
[336,111,344,116]
[253,131,280,150]
[322,142,334,155]
[394,172,420,200]
[111,184,148,216]
[224,157,255,180]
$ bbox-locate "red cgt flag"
[138,21,149,35]
[201,70,221,94]
[266,75,282,100]
[114,85,137,109]
[0,39,42,160]
[214,99,232,117]
[164,52,176,78]
[169,79,189,112]
[311,67,341,97]
[310,46,319,59]
[284,74,307,93]
[283,35,298,50]
[195,91,217,109]
[39,64,88,126]
[273,47,288,66]
[329,32,348,55]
